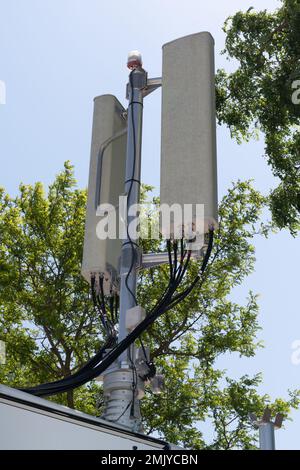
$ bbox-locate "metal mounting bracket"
[142,77,162,97]
[126,77,162,100]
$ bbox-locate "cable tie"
[122,240,139,249]
[128,101,143,107]
[124,178,141,185]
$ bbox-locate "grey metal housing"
[160,32,218,233]
[81,94,127,291]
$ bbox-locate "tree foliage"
[216,0,300,233]
[0,163,299,449]
[0,162,103,410]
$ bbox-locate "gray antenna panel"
[81,95,127,291]
[160,32,218,233]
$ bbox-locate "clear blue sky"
[1,0,300,449]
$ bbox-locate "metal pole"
[101,66,147,432]
[118,67,146,348]
[250,409,283,450]
[259,423,276,450]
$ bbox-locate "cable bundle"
[91,275,118,338]
[20,229,214,397]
